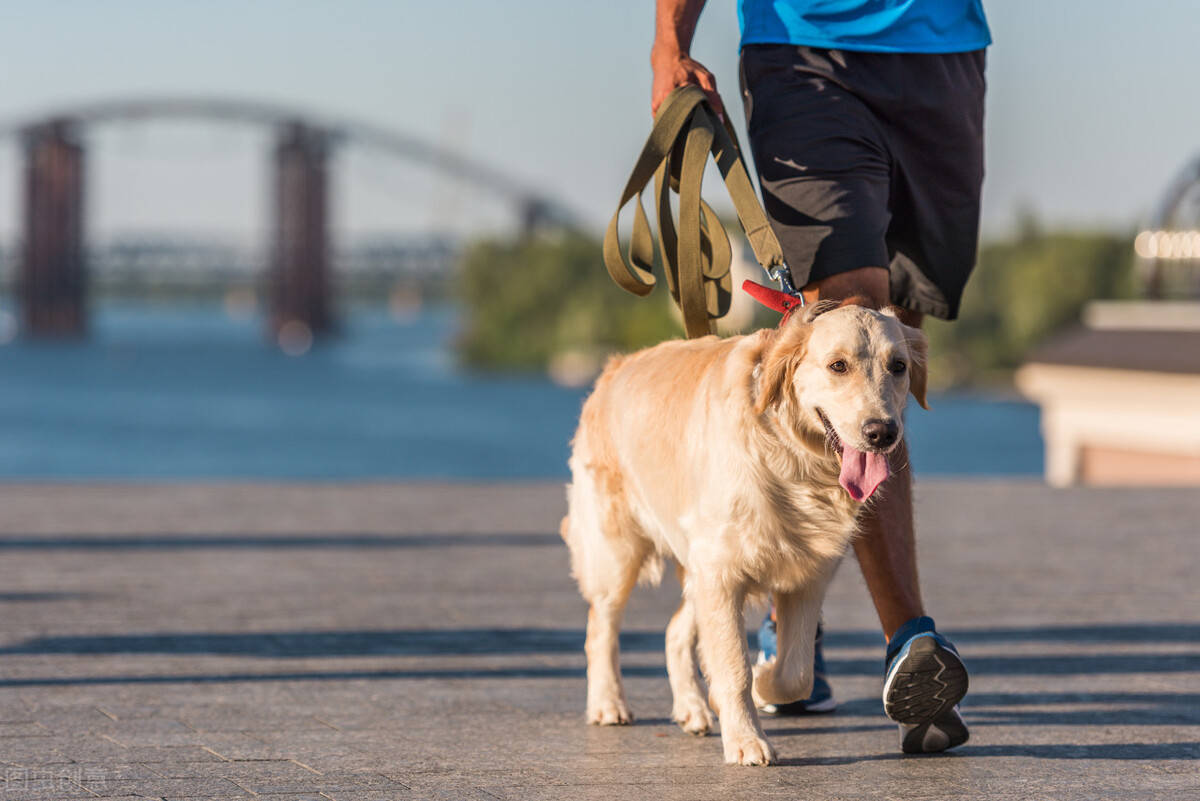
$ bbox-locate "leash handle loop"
[603,85,789,337]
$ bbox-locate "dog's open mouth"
[816,408,842,453]
[816,408,891,503]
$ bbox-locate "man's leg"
[738,46,976,750]
[853,447,922,639]
[801,267,969,754]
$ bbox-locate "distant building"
[1017,155,1200,486]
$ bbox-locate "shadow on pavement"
[824,624,1200,647]
[1,624,1196,717]
[3,623,1197,666]
[775,741,1200,765]
[0,665,636,686]
[0,627,657,657]
[0,532,562,550]
[0,591,100,602]
[776,691,1200,733]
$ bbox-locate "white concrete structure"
[1016,301,1200,487]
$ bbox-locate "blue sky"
[0,0,1198,243]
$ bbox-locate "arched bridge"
[1133,153,1200,298]
[1,97,573,339]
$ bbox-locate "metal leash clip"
[767,264,806,306]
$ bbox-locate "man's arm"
[651,0,725,119]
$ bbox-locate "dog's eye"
[889,360,907,375]
[828,360,848,374]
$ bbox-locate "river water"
[0,303,1043,480]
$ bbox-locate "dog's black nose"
[862,419,899,449]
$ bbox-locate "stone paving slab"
[0,481,1197,800]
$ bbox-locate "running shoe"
[883,616,970,753]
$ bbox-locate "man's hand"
[650,48,725,120]
[651,0,724,119]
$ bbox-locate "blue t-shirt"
[739,0,991,53]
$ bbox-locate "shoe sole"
[899,708,970,754]
[882,634,969,725]
[759,695,838,716]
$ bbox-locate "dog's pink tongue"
[839,444,891,502]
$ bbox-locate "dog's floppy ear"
[755,323,811,414]
[902,324,929,410]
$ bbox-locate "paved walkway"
[0,481,1197,800]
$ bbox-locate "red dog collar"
[742,280,805,325]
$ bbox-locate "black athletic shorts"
[739,44,987,320]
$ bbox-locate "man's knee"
[801,267,889,307]
[801,267,924,329]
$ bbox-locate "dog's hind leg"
[565,465,647,726]
[585,573,638,725]
[752,561,838,708]
[666,565,713,735]
[580,523,646,726]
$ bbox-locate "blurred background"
[2,0,1198,485]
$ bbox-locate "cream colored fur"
[561,303,926,767]
[562,302,928,766]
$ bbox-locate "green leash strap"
[603,85,788,338]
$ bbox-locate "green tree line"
[456,225,1134,388]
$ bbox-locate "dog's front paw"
[723,732,777,766]
[672,698,714,735]
[587,698,633,726]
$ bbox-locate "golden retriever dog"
[561,299,927,765]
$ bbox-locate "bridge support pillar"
[20,121,86,337]
[518,198,548,240]
[269,123,332,343]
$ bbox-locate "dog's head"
[755,299,928,502]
